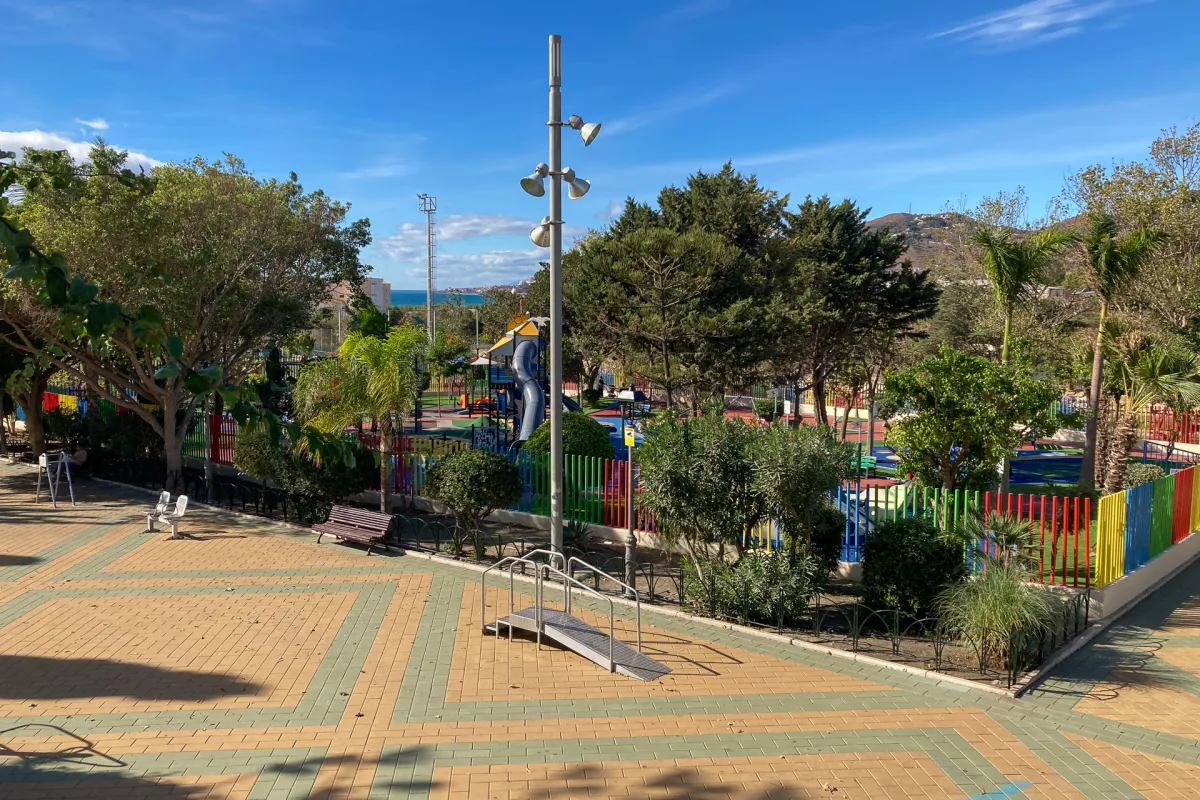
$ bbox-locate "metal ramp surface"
[487,606,671,682]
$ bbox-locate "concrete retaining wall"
[1089,530,1200,619]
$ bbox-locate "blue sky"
[3,0,1197,289]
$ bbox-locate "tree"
[0,334,54,457]
[1,145,369,479]
[1077,215,1167,489]
[1062,122,1200,334]
[973,227,1073,363]
[293,327,426,513]
[1101,331,1200,494]
[479,287,524,343]
[425,449,522,558]
[348,292,389,339]
[571,227,744,407]
[635,411,762,583]
[879,346,1062,491]
[748,423,852,568]
[768,197,939,426]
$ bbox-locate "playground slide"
[562,396,583,413]
[513,340,545,442]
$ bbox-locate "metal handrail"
[535,561,616,672]
[479,552,619,672]
[566,556,641,653]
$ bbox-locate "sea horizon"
[390,289,487,307]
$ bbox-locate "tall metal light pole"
[520,34,600,553]
[418,193,437,340]
[547,35,566,554]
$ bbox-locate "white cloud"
[933,0,1133,48]
[377,212,587,287]
[401,250,545,287]
[659,0,729,23]
[595,201,624,221]
[0,130,161,172]
[339,161,408,180]
[75,118,109,131]
[605,85,735,137]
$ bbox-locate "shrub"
[682,549,819,626]
[861,517,966,616]
[581,387,604,406]
[233,428,376,511]
[43,408,86,448]
[526,412,615,459]
[425,449,522,558]
[753,398,778,421]
[1123,462,1165,490]
[935,564,1065,670]
[808,503,847,576]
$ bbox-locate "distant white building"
[311,277,392,352]
[326,277,391,313]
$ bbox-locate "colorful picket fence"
[835,484,1092,587]
[1095,464,1200,587]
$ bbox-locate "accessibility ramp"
[481,550,671,682]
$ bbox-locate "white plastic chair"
[148,495,188,538]
[145,491,171,531]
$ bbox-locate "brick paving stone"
[4,463,1200,798]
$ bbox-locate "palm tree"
[974,227,1074,362]
[1102,331,1200,495]
[1077,215,1166,490]
[974,226,1072,492]
[294,326,427,513]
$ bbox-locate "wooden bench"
[313,505,393,555]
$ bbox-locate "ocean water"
[390,290,487,307]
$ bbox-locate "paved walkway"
[2,465,1199,798]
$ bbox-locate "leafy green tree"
[768,197,939,426]
[570,227,744,407]
[1077,215,1167,489]
[479,287,524,343]
[425,449,522,558]
[1,145,368,477]
[879,346,1062,491]
[973,227,1073,363]
[525,412,614,459]
[1101,331,1200,494]
[636,411,762,582]
[0,334,53,457]
[1062,122,1200,334]
[748,423,852,569]
[293,327,426,512]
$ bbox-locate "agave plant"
[944,510,1038,572]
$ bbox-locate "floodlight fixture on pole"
[562,167,590,199]
[520,163,549,197]
[566,114,601,146]
[530,216,552,248]
[518,34,601,555]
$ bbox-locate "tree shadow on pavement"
[0,655,262,702]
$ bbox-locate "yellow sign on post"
[624,426,636,448]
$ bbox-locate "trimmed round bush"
[525,412,615,459]
[861,516,966,616]
[1123,462,1164,490]
[425,448,521,532]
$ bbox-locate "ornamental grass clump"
[935,564,1065,671]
